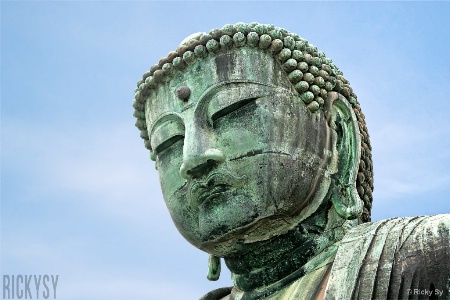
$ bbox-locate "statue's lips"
[188,170,246,208]
[197,184,229,206]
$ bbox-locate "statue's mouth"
[197,184,229,206]
[188,170,246,208]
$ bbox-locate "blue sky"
[2,1,450,299]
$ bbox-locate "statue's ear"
[326,92,363,220]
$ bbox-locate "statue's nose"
[179,148,225,179]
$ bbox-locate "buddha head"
[133,23,373,257]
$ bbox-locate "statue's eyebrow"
[148,112,184,140]
[203,83,274,123]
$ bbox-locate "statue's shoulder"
[324,214,450,300]
[199,287,232,300]
[344,213,450,242]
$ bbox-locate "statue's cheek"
[156,139,185,194]
[155,139,218,245]
[214,101,270,158]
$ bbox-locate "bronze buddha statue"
[132,23,449,300]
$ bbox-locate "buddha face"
[147,47,333,255]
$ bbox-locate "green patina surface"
[135,21,369,298]
[132,23,450,300]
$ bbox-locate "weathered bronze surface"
[133,23,450,300]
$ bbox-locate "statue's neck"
[223,204,345,298]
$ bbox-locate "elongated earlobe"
[330,177,364,220]
[207,254,221,281]
[327,92,363,220]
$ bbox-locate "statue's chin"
[195,212,307,256]
[195,189,332,256]
[175,159,334,256]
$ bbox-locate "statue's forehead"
[146,47,291,125]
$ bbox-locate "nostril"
[179,162,190,179]
[204,148,225,163]
[188,160,217,179]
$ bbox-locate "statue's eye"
[155,135,184,154]
[211,97,258,123]
[151,121,185,155]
